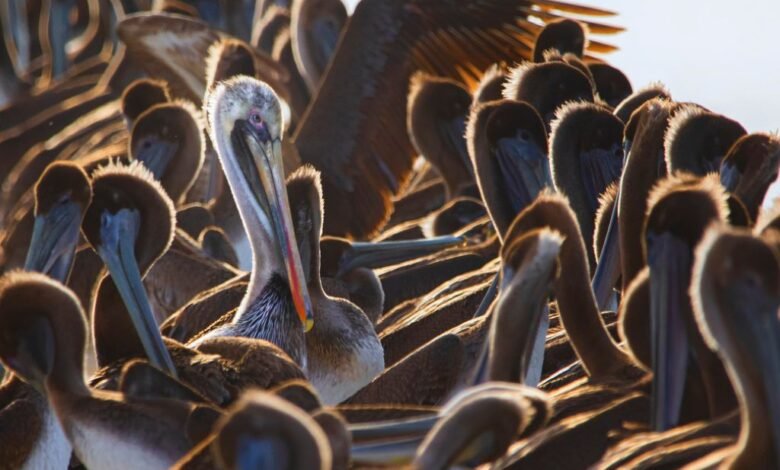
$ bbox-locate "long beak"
[648,232,691,431]
[719,163,740,193]
[349,414,439,443]
[96,207,178,376]
[24,202,82,283]
[437,114,473,176]
[242,127,314,332]
[523,302,550,387]
[46,0,74,80]
[350,435,423,466]
[0,0,30,76]
[494,137,552,214]
[592,200,621,311]
[236,437,289,469]
[339,236,465,276]
[754,313,780,465]
[578,147,623,214]
[135,140,178,181]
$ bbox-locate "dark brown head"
[414,383,548,468]
[665,106,747,176]
[285,165,324,288]
[504,61,594,130]
[643,173,729,261]
[0,271,87,393]
[84,161,175,274]
[720,133,780,220]
[468,99,549,239]
[474,63,509,105]
[130,101,205,202]
[549,101,624,255]
[613,82,670,124]
[532,19,586,63]
[589,63,632,108]
[408,72,474,196]
[121,78,171,125]
[34,161,92,218]
[25,162,93,280]
[206,38,258,92]
[213,389,332,470]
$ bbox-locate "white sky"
[342,0,780,132]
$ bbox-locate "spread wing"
[294,0,621,239]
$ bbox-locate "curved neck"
[556,237,634,379]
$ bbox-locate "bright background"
[342,0,780,132]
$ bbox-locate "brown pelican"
[407,72,475,199]
[549,101,624,267]
[684,227,780,468]
[0,162,89,470]
[351,383,550,468]
[720,132,780,221]
[664,104,746,176]
[82,160,178,374]
[21,161,92,278]
[532,18,586,63]
[468,99,551,238]
[129,101,205,204]
[173,389,333,469]
[589,63,632,108]
[199,77,384,404]
[642,173,735,430]
[503,61,595,130]
[0,271,195,469]
[120,78,171,126]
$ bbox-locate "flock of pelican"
[0,0,778,469]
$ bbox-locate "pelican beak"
[350,435,423,466]
[494,137,552,213]
[233,120,314,332]
[24,201,82,282]
[349,414,439,443]
[647,232,691,431]
[578,145,623,213]
[96,207,178,376]
[338,236,465,276]
[135,140,178,181]
[719,163,740,193]
[46,0,74,79]
[592,200,621,311]
[236,437,290,469]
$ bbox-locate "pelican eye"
[248,109,271,143]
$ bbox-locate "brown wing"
[293,0,620,239]
[117,13,290,105]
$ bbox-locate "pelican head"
[206,76,313,332]
[24,162,92,282]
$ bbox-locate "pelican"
[720,132,780,221]
[199,77,384,404]
[172,389,333,469]
[549,101,624,268]
[0,272,195,469]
